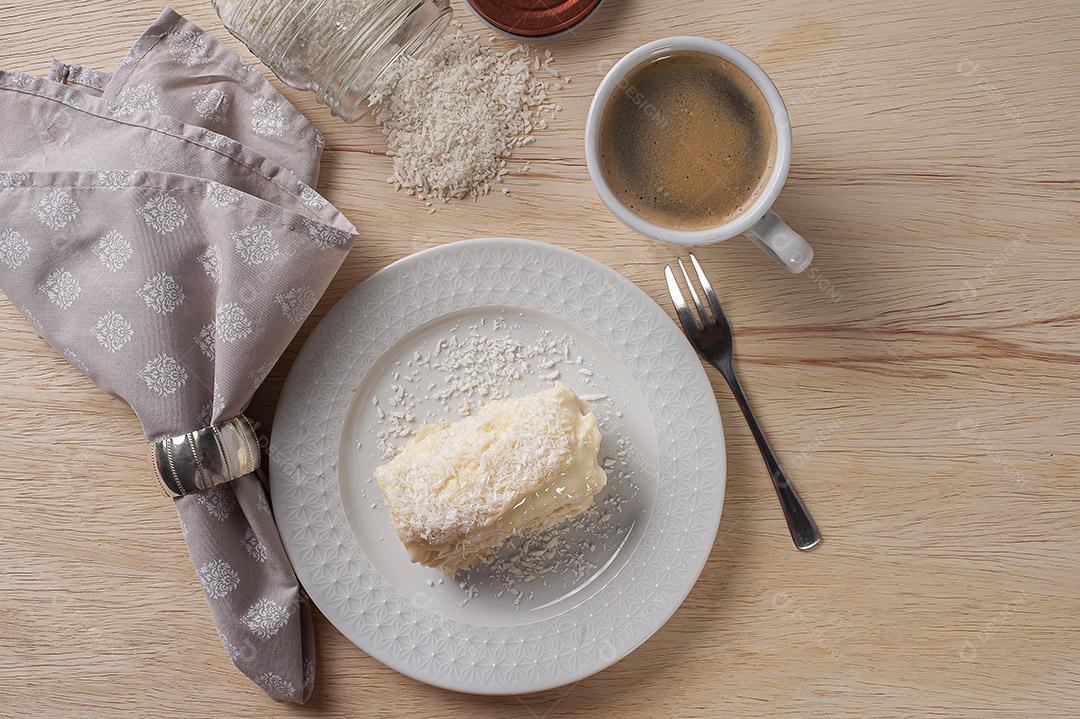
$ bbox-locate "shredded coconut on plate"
[365,316,642,608]
[368,28,560,202]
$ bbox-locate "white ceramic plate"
[270,238,725,694]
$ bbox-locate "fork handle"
[719,368,822,550]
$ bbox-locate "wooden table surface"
[2,0,1078,716]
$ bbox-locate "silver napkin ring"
[150,415,260,498]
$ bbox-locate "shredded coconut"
[373,323,582,459]
[368,28,559,202]
[366,317,640,608]
[376,386,588,547]
[457,486,637,608]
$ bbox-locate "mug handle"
[744,210,813,273]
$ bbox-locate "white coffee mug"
[585,36,813,273]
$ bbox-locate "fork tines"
[665,253,724,335]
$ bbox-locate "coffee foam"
[598,51,776,231]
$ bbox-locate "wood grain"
[1,0,1078,716]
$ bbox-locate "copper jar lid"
[466,0,603,38]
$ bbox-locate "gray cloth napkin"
[0,9,357,703]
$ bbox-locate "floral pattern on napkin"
[0,9,354,703]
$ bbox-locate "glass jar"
[212,0,452,122]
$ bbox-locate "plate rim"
[270,237,726,694]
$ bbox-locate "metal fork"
[665,254,821,550]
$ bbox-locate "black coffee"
[598,51,776,230]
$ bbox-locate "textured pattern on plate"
[270,238,726,693]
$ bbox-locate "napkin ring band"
[150,415,260,498]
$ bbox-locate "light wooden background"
[1,0,1078,716]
